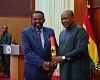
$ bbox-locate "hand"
[49,62,54,70]
[47,67,55,76]
[42,61,53,71]
[47,63,58,76]
[52,56,64,66]
[42,61,50,71]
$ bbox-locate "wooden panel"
[0,0,32,17]
[10,55,24,80]
[92,9,100,57]
[0,17,31,45]
[93,0,100,8]
[74,0,87,26]
[10,55,18,80]
[18,56,24,80]
[32,0,35,13]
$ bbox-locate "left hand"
[42,61,50,71]
[52,56,64,66]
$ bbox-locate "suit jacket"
[21,26,56,80]
[59,24,91,80]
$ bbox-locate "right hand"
[42,61,53,71]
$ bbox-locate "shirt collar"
[36,27,43,32]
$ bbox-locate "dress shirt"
[36,28,45,48]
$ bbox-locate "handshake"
[42,61,56,71]
[42,56,64,76]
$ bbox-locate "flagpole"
[86,0,90,8]
[87,0,88,7]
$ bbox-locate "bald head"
[2,25,8,33]
[61,10,74,18]
[61,9,74,29]
[2,25,8,29]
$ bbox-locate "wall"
[0,17,31,45]
[0,0,35,45]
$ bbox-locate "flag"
[83,8,99,68]
[50,36,56,57]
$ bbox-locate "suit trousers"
[2,54,10,75]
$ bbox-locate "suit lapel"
[30,26,50,55]
[43,28,50,53]
[31,26,43,50]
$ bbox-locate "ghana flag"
[83,7,99,68]
[50,36,56,57]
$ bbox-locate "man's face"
[2,26,7,33]
[61,12,74,29]
[32,13,45,29]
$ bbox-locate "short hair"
[62,10,74,18]
[70,10,74,18]
[32,10,44,19]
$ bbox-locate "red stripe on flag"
[84,8,96,43]
[50,36,56,46]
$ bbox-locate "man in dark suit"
[52,10,91,80]
[21,10,57,80]
[0,25,12,78]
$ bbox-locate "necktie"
[38,29,41,40]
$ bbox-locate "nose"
[36,19,40,22]
[62,19,67,23]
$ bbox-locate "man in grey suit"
[52,10,91,80]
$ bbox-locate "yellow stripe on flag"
[51,46,56,57]
[88,36,99,67]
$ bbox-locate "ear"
[43,19,45,23]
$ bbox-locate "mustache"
[36,22,41,24]
[35,22,43,25]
